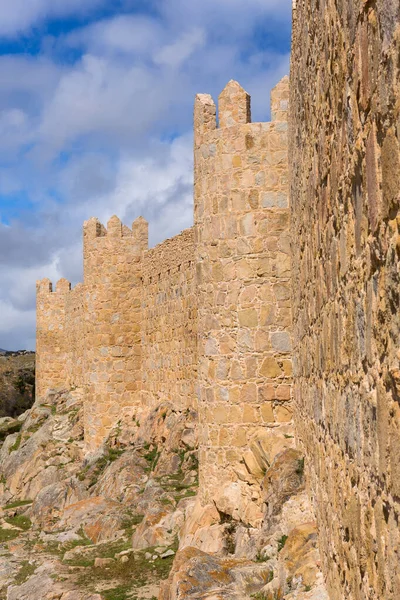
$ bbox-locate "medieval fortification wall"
[36,77,293,499]
[36,4,400,594]
[290,1,400,599]
[141,228,197,412]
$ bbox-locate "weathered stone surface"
[160,547,270,600]
[290,2,400,598]
[56,496,129,543]
[262,449,305,519]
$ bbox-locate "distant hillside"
[0,352,35,418]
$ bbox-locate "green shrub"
[277,535,288,552]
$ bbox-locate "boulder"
[30,478,88,528]
[262,449,305,519]
[56,496,129,543]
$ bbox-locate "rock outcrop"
[0,353,35,420]
[0,387,327,599]
[0,389,198,599]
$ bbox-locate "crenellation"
[194,94,217,145]
[106,214,123,236]
[83,216,105,239]
[270,76,289,122]
[36,278,53,294]
[218,80,251,128]
[132,216,149,250]
[56,278,71,293]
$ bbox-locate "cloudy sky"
[0,0,291,350]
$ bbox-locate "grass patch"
[27,425,40,434]
[78,447,125,487]
[277,535,288,552]
[0,528,20,542]
[3,499,33,509]
[63,537,132,567]
[64,527,93,551]
[40,403,57,415]
[9,434,22,453]
[156,469,198,503]
[160,497,174,507]
[14,560,36,585]
[64,557,94,568]
[251,591,283,600]
[131,514,144,526]
[143,444,160,472]
[5,515,31,530]
[102,585,131,600]
[255,550,271,563]
[76,546,176,591]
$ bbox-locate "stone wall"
[82,216,148,451]
[141,229,197,411]
[194,78,293,504]
[36,278,71,399]
[36,77,293,476]
[290,1,400,599]
[65,284,85,390]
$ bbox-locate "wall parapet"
[142,228,195,282]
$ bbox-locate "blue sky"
[0,0,291,350]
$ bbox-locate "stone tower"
[36,278,71,399]
[82,215,148,451]
[194,77,293,504]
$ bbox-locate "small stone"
[259,357,282,378]
[120,555,129,563]
[271,332,292,353]
[145,552,152,560]
[94,557,114,568]
[160,549,175,559]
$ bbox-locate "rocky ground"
[0,353,35,419]
[0,388,329,600]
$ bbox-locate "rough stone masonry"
[290,1,400,599]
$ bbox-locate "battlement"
[270,76,289,121]
[194,78,288,146]
[36,278,73,295]
[83,215,149,247]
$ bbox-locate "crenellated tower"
[83,215,148,451]
[36,277,72,399]
[194,77,293,505]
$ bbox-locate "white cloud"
[0,0,104,37]
[66,15,163,57]
[154,28,206,68]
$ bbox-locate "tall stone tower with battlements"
[194,78,292,504]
